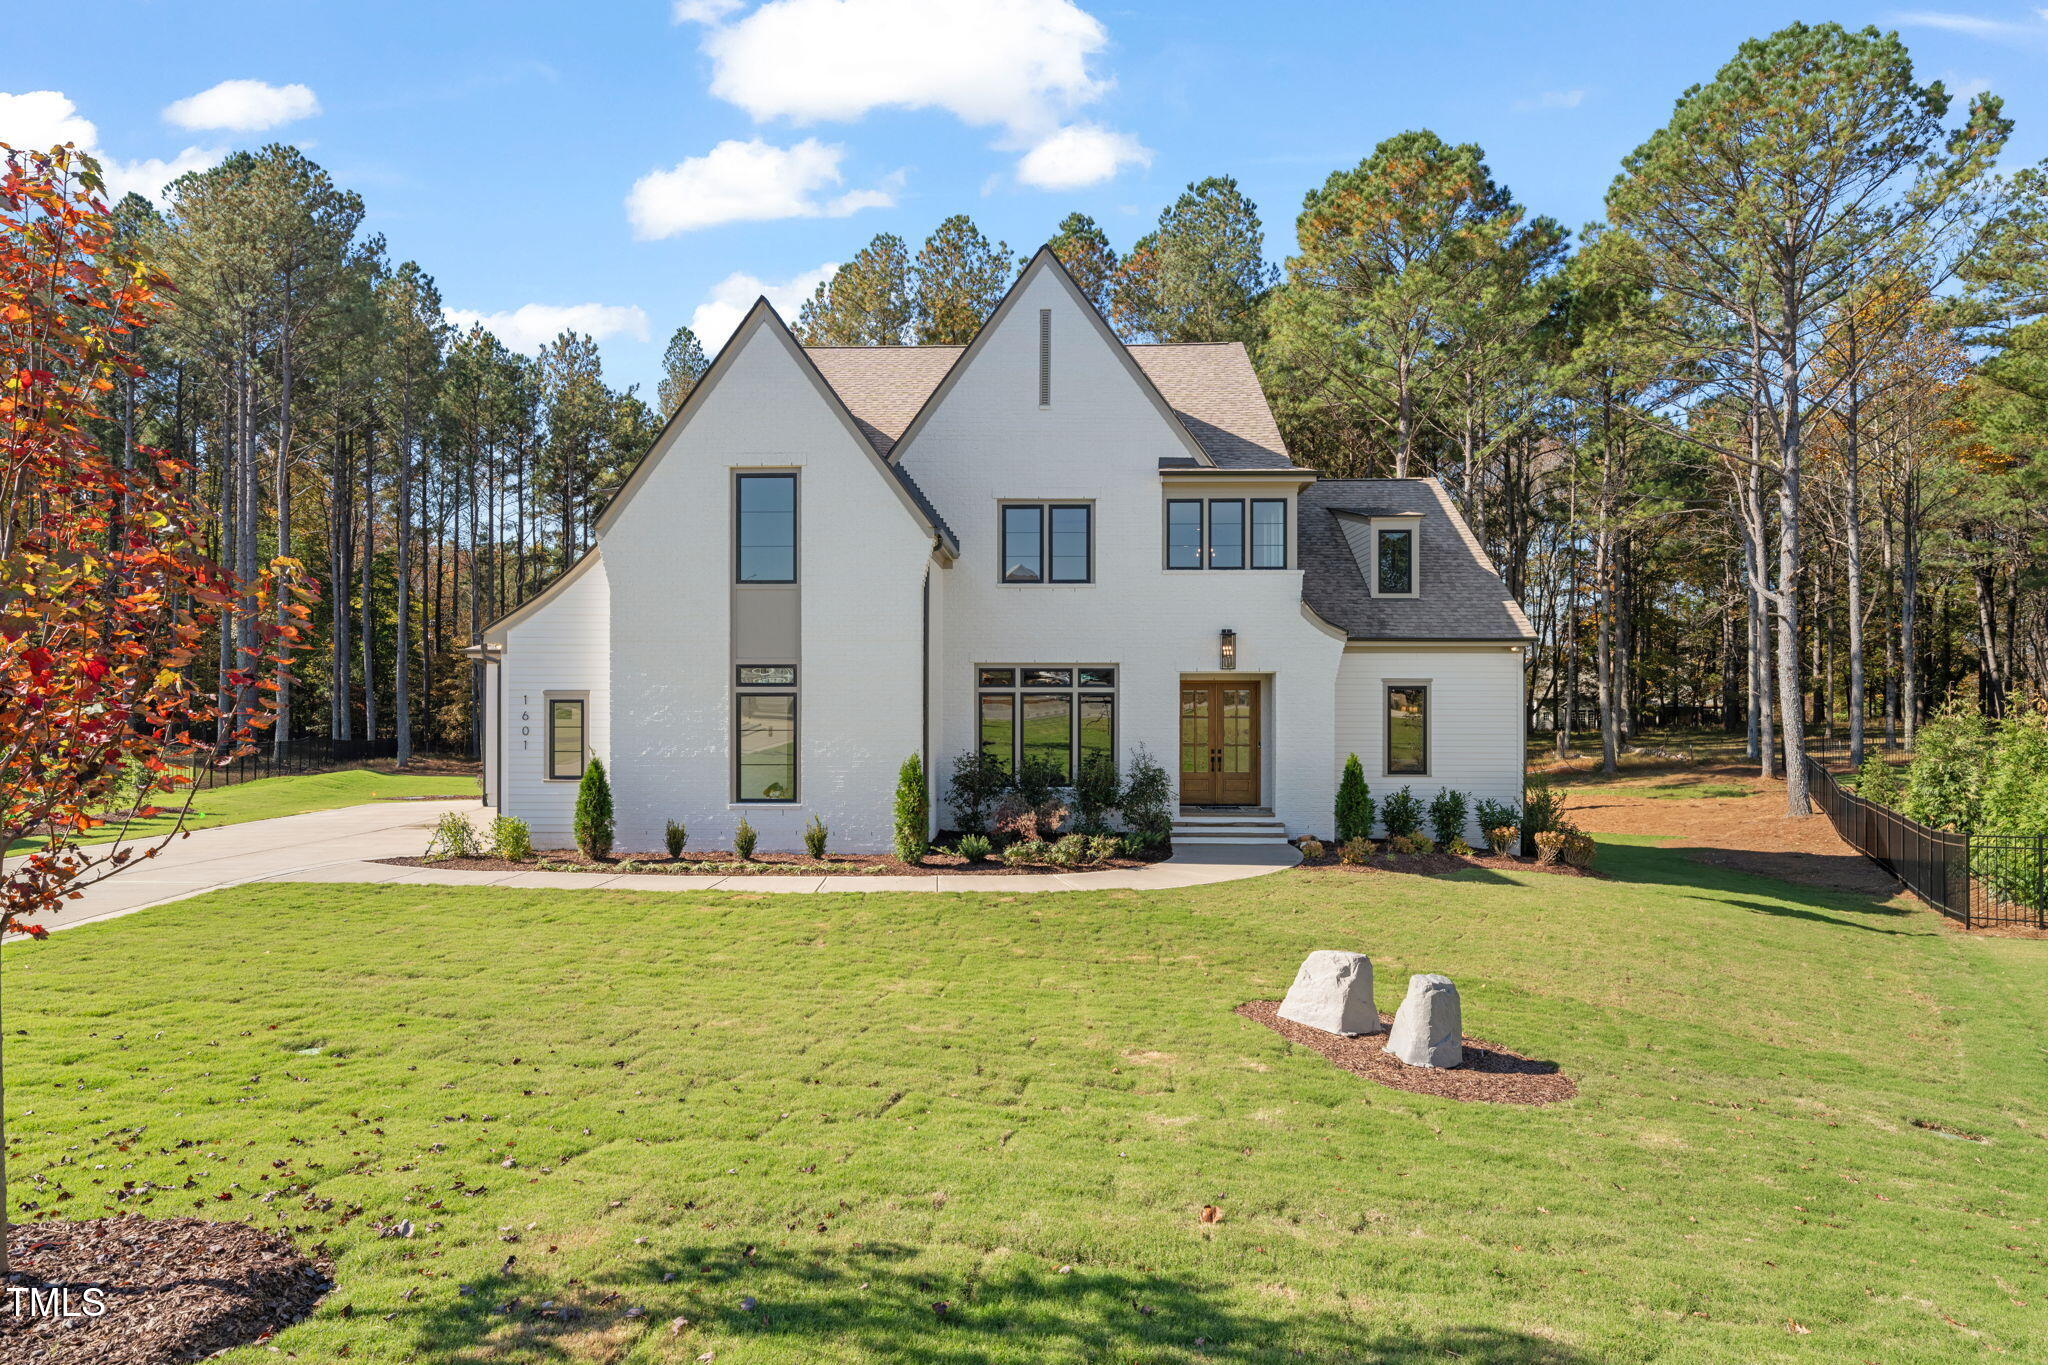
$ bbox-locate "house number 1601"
[520,694,530,749]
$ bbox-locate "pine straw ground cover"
[3,837,2045,1363]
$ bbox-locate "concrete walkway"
[11,801,1299,936]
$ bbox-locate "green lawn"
[7,767,478,854]
[5,840,2044,1362]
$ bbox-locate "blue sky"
[6,1,2045,397]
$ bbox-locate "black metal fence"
[181,736,400,791]
[1806,757,2047,930]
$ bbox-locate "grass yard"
[6,767,479,854]
[5,839,2045,1362]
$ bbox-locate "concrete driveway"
[3,799,480,937]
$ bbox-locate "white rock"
[1385,974,1463,1067]
[1275,951,1381,1036]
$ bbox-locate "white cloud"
[686,0,1147,189]
[444,303,651,352]
[1016,123,1150,189]
[689,261,837,350]
[0,89,221,202]
[672,0,742,21]
[0,90,98,150]
[626,137,895,238]
[164,79,321,133]
[1890,9,2048,41]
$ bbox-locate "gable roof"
[589,297,957,557]
[802,337,1296,469]
[1298,478,1536,642]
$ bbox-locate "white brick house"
[474,249,1534,853]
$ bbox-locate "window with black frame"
[735,666,798,801]
[976,666,1115,781]
[1375,524,1415,594]
[1167,497,1288,569]
[1000,503,1091,583]
[735,472,796,583]
[1386,683,1428,775]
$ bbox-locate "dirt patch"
[2,1216,331,1364]
[1237,1001,1577,1106]
[379,845,1169,877]
[1290,848,1597,879]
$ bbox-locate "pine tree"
[799,233,914,344]
[1111,177,1274,344]
[657,325,708,418]
[1048,212,1119,315]
[894,753,930,864]
[574,756,615,858]
[915,216,1015,344]
[1335,753,1374,842]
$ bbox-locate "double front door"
[1179,681,1260,806]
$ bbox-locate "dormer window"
[1372,520,1419,596]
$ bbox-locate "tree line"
[77,22,2047,811]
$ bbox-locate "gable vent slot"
[1038,308,1052,408]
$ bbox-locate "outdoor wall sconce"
[1219,628,1237,671]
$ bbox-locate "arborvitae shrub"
[573,758,614,859]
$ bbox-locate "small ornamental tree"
[894,752,930,864]
[573,756,614,858]
[1335,753,1373,842]
[1,144,310,1274]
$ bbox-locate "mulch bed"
[378,846,1170,877]
[1236,1000,1578,1105]
[2,1216,331,1364]
[1291,848,1598,879]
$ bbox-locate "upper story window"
[1167,497,1289,570]
[1001,503,1091,584]
[735,472,796,583]
[1373,521,1418,596]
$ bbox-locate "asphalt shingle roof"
[1298,478,1536,642]
[803,340,1297,469]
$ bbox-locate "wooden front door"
[1179,681,1260,806]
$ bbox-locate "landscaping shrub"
[1000,838,1050,866]
[1120,745,1174,844]
[1473,797,1519,836]
[1048,833,1093,868]
[948,750,1009,834]
[1296,836,1326,861]
[1335,754,1373,843]
[490,815,532,861]
[894,753,930,864]
[1427,788,1468,847]
[1520,779,1566,855]
[954,833,993,863]
[1446,836,1474,857]
[1380,786,1422,838]
[1561,828,1599,869]
[1086,833,1120,864]
[1116,833,1151,860]
[1389,832,1433,856]
[664,819,687,859]
[1899,706,1994,831]
[573,757,614,859]
[1338,836,1373,865]
[1073,751,1121,832]
[426,810,483,861]
[1852,757,1902,805]
[733,816,758,861]
[804,815,829,859]
[1485,825,1518,857]
[1979,708,2048,838]
[1533,830,1568,865]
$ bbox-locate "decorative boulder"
[1275,951,1381,1036]
[1385,974,1463,1068]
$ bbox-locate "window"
[547,697,586,780]
[1386,684,1428,775]
[1251,499,1287,569]
[1375,525,1415,595]
[1208,499,1245,569]
[1166,500,1203,569]
[736,473,796,583]
[737,665,795,686]
[1168,497,1287,569]
[1000,503,1091,584]
[978,665,1116,781]
[735,692,797,801]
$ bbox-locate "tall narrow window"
[1386,684,1428,775]
[547,697,586,780]
[1001,505,1043,582]
[978,693,1016,772]
[1166,500,1203,569]
[1021,692,1074,780]
[1038,308,1052,407]
[1207,499,1245,569]
[736,473,796,583]
[1251,499,1287,569]
[736,692,797,800]
[1049,505,1091,582]
[1376,526,1415,595]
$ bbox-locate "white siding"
[903,265,1346,837]
[497,557,611,844]
[599,318,932,854]
[1334,645,1527,839]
